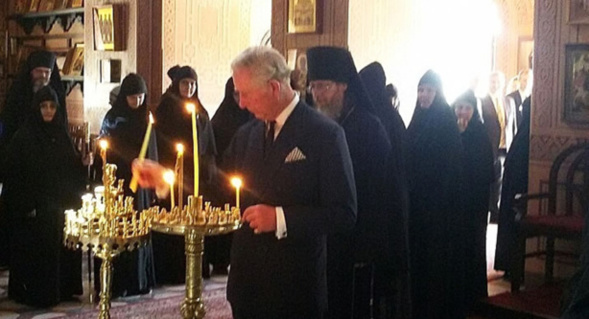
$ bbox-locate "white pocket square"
[285,147,306,163]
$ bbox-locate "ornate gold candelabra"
[151,197,241,319]
[64,164,155,319]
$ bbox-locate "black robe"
[94,85,157,297]
[407,98,466,319]
[494,97,531,272]
[325,96,392,319]
[459,116,494,306]
[359,62,411,318]
[2,89,82,307]
[153,90,218,284]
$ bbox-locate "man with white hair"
[225,46,357,318]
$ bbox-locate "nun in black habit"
[2,86,85,307]
[359,61,411,319]
[452,90,494,307]
[154,65,218,283]
[0,50,67,267]
[94,73,157,297]
[406,70,466,319]
[307,46,392,319]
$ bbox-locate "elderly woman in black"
[406,70,466,319]
[154,65,217,282]
[95,73,157,297]
[453,90,494,308]
[3,86,88,307]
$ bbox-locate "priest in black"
[0,50,67,267]
[2,86,85,307]
[307,46,393,319]
[407,70,466,319]
[359,61,411,319]
[453,90,494,308]
[154,65,218,283]
[95,73,157,297]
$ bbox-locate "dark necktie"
[265,121,276,156]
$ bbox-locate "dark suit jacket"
[225,101,357,317]
[506,90,523,128]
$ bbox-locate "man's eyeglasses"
[308,82,334,93]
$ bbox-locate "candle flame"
[149,112,154,124]
[176,143,185,154]
[231,177,242,189]
[186,103,196,113]
[99,139,108,150]
[163,170,175,185]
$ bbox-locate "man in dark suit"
[506,68,532,127]
[481,71,516,223]
[224,46,357,319]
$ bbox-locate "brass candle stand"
[151,197,241,319]
[63,164,155,319]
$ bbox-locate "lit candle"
[231,177,242,208]
[130,112,155,192]
[186,103,199,196]
[163,169,175,210]
[175,143,184,208]
[99,139,108,171]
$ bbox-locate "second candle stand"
[151,196,241,319]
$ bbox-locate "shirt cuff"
[275,206,287,239]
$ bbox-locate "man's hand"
[242,204,277,234]
[132,159,169,198]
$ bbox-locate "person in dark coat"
[208,78,253,275]
[406,70,466,319]
[225,45,356,319]
[453,90,495,308]
[154,65,218,283]
[94,73,157,297]
[494,97,531,274]
[0,50,67,267]
[2,86,85,307]
[307,46,392,319]
[359,61,411,319]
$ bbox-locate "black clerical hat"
[306,46,374,112]
[27,50,56,70]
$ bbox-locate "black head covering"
[29,85,68,140]
[211,78,253,160]
[453,89,483,128]
[408,70,451,137]
[306,46,374,112]
[27,50,56,70]
[167,65,198,82]
[359,62,387,110]
[162,65,205,114]
[101,73,149,137]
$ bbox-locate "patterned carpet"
[0,268,232,319]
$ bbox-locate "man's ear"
[269,79,282,97]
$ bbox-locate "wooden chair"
[511,142,589,292]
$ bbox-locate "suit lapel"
[257,103,306,198]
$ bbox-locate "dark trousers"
[231,305,324,319]
[489,151,506,223]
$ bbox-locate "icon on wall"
[92,4,125,51]
[288,0,322,34]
